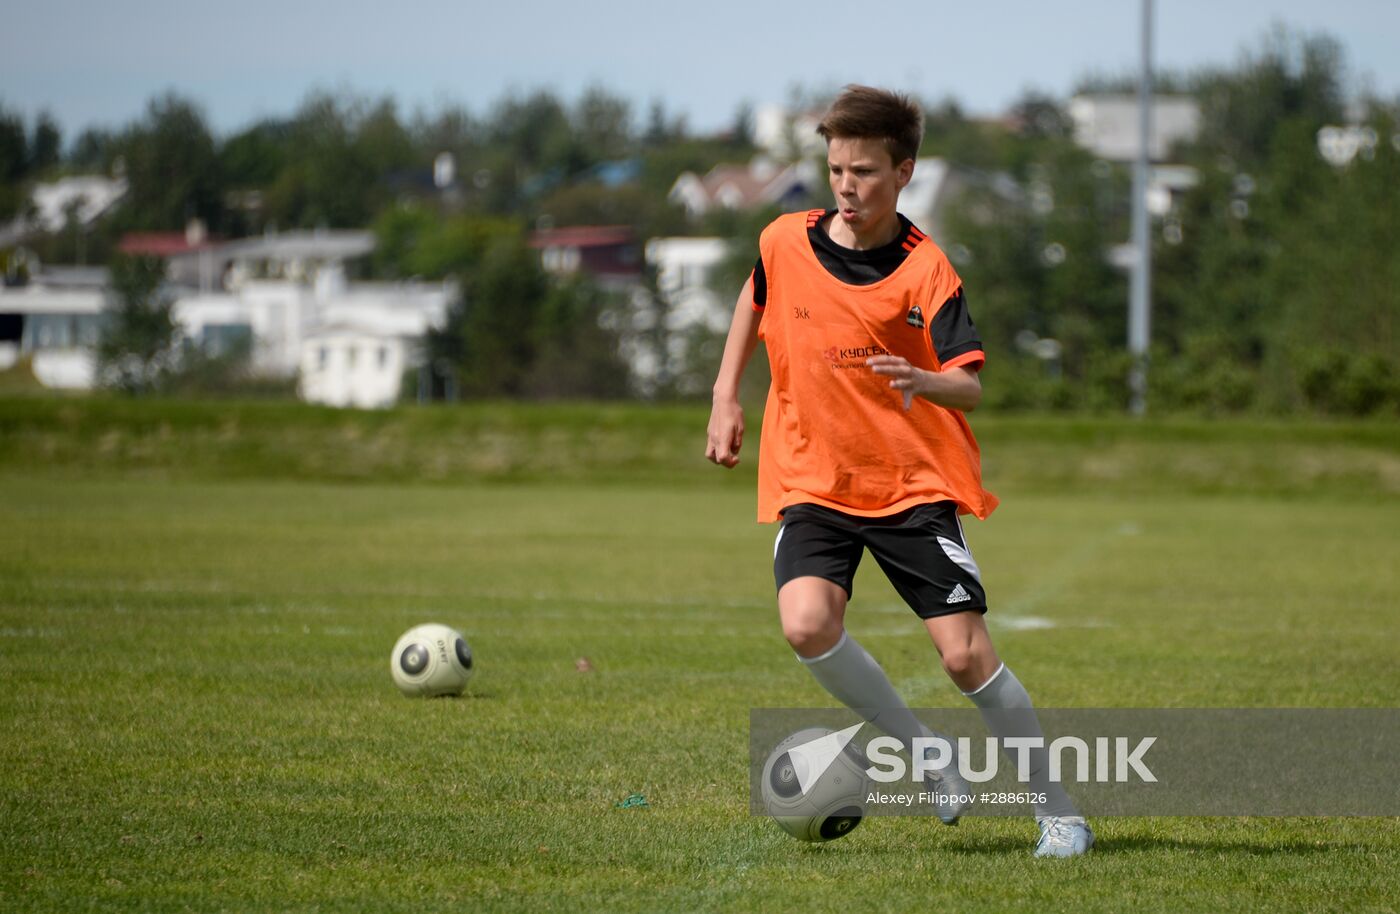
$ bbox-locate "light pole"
[1128,0,1154,416]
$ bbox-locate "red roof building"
[527,225,640,280]
[117,233,219,257]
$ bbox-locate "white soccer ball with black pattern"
[390,623,474,697]
[760,726,871,842]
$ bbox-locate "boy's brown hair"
[816,85,924,166]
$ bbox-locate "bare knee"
[782,612,843,657]
[940,644,980,680]
[925,612,1000,691]
[778,578,846,658]
[940,643,999,691]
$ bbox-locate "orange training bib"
[755,210,998,523]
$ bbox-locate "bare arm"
[866,356,982,412]
[705,277,762,468]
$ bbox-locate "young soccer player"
[704,85,1092,857]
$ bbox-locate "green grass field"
[2,400,1398,912]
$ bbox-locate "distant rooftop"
[221,230,376,263]
[28,266,109,289]
[119,232,219,257]
[669,159,816,217]
[527,225,639,279]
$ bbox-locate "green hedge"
[2,396,1396,499]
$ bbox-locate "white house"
[645,236,730,334]
[176,279,322,378]
[0,274,106,388]
[1,229,451,406]
[33,176,129,233]
[0,175,128,248]
[176,264,450,406]
[611,236,732,393]
[297,278,450,408]
[298,324,414,410]
[172,229,450,406]
[219,230,377,287]
[668,159,818,219]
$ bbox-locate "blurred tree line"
[946,29,1398,416]
[0,109,61,221]
[2,87,752,399]
[17,87,749,241]
[2,25,1396,412]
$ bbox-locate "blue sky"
[2,0,1397,138]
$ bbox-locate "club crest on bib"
[906,305,925,329]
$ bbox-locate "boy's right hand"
[705,398,745,468]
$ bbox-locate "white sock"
[799,631,957,773]
[963,663,1079,818]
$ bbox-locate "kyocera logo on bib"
[823,342,890,368]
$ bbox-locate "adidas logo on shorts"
[946,584,972,604]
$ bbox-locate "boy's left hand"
[867,355,924,410]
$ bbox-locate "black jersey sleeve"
[751,255,767,308]
[929,286,985,370]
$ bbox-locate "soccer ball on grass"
[390,623,473,697]
[760,726,872,842]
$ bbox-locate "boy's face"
[826,136,914,235]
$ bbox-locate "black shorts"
[773,502,988,619]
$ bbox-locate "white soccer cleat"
[1034,816,1095,858]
